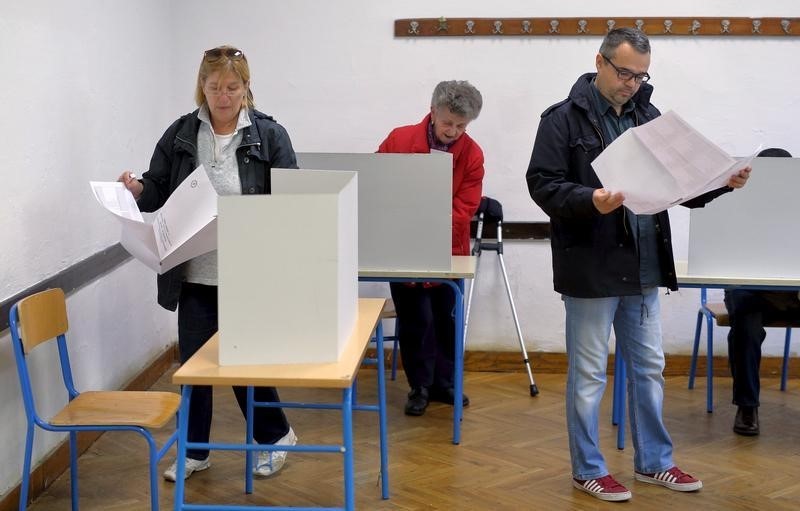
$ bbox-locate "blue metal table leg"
[342,387,355,511]
[706,315,714,412]
[450,279,465,445]
[246,386,255,494]
[174,385,192,511]
[374,322,390,499]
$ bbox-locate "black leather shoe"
[733,406,759,436]
[429,387,470,407]
[404,387,429,416]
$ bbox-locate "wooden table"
[359,256,476,444]
[171,298,388,511]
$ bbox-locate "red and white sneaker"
[573,474,632,501]
[634,466,703,491]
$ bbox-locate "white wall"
[170,0,799,357]
[0,1,177,498]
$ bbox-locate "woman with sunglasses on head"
[118,45,298,482]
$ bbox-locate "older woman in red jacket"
[377,80,485,416]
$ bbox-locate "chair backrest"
[9,288,77,420]
[14,288,69,354]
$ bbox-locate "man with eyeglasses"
[526,28,751,502]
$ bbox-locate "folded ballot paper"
[591,110,758,215]
[90,165,217,274]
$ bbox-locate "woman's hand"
[118,171,143,200]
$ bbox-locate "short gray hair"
[431,80,483,121]
[599,28,650,58]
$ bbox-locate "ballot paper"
[591,110,757,214]
[90,165,217,273]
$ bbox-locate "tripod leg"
[463,254,481,353]
[497,253,539,396]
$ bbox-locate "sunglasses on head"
[204,47,244,61]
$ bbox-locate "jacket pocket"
[569,134,602,154]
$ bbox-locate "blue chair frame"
[8,288,179,511]
[688,287,795,412]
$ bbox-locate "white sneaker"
[254,427,297,477]
[163,456,210,482]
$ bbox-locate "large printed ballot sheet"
[90,165,217,273]
[591,110,755,214]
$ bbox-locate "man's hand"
[592,188,625,214]
[727,166,751,189]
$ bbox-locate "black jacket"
[526,73,730,298]
[137,108,298,310]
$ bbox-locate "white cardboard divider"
[297,152,452,272]
[218,169,358,365]
[689,157,800,278]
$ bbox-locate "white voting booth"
[688,157,800,278]
[297,152,452,271]
[218,169,358,365]
[216,153,452,366]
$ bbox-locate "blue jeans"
[563,288,673,479]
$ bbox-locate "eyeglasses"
[204,85,245,97]
[204,47,245,62]
[602,55,650,84]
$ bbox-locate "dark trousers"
[389,282,456,390]
[178,283,289,460]
[724,289,800,407]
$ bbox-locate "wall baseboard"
[366,348,797,378]
[0,344,178,511]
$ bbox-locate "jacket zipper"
[590,119,629,239]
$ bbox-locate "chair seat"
[50,391,181,429]
[707,301,800,328]
[706,302,730,325]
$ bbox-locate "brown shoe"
[733,406,759,436]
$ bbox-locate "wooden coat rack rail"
[395,17,799,38]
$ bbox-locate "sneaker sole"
[572,480,632,501]
[634,473,703,492]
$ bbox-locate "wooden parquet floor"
[24,368,800,510]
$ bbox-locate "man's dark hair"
[599,28,650,58]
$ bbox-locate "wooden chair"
[8,288,180,511]
[688,287,797,412]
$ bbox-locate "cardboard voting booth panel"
[218,169,358,365]
[297,152,452,271]
[688,157,800,279]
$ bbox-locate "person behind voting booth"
[118,45,298,482]
[526,28,751,502]
[725,147,800,437]
[377,80,484,416]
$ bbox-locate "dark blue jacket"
[526,73,730,298]
[137,108,298,310]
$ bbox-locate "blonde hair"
[194,45,255,109]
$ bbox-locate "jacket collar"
[175,108,263,156]
[417,112,470,157]
[569,72,654,116]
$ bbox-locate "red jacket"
[377,114,485,256]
